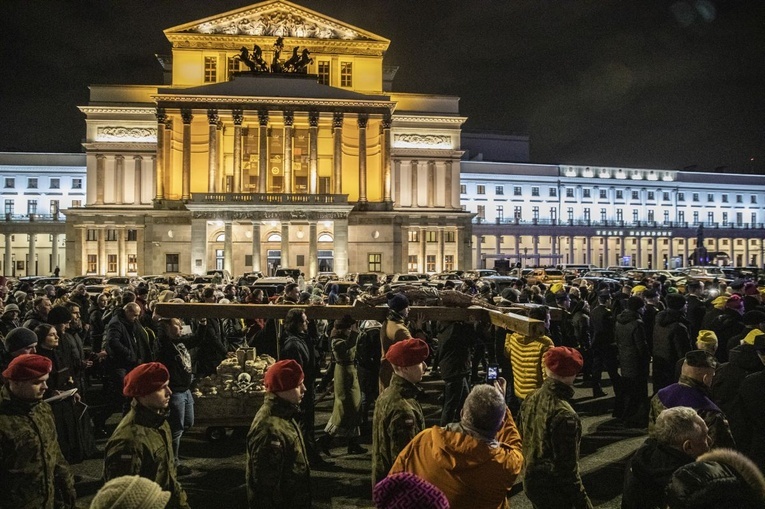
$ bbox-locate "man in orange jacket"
[388,379,523,509]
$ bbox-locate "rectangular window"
[693,193,699,202]
[722,194,729,203]
[617,209,623,221]
[678,192,685,201]
[4,200,13,215]
[693,211,699,223]
[71,199,82,208]
[319,177,330,194]
[707,211,714,224]
[408,230,419,243]
[708,193,714,202]
[477,185,485,195]
[495,186,504,195]
[496,205,504,221]
[127,254,137,273]
[566,188,574,198]
[736,194,743,204]
[477,205,485,219]
[165,254,180,273]
[722,212,728,224]
[86,229,97,241]
[549,187,557,197]
[426,255,436,273]
[204,56,217,83]
[531,187,540,197]
[50,178,60,189]
[408,255,418,272]
[567,207,574,221]
[616,190,624,199]
[631,190,639,200]
[460,184,466,194]
[663,192,670,201]
[127,229,137,241]
[679,210,685,223]
[550,207,557,222]
[340,62,352,87]
[648,191,655,200]
[72,178,82,189]
[583,189,591,198]
[600,208,607,221]
[87,254,97,273]
[752,195,757,204]
[227,56,239,77]
[583,208,590,221]
[513,206,522,220]
[27,200,37,215]
[317,61,330,85]
[50,200,59,215]
[600,189,607,199]
[753,212,757,224]
[368,253,382,272]
[532,207,540,220]
[513,186,522,196]
[426,231,437,242]
[28,178,37,189]
[443,231,455,242]
[106,229,118,241]
[633,209,639,222]
[648,210,655,222]
[107,254,117,273]
[4,177,14,188]
[444,255,454,271]
[664,210,670,223]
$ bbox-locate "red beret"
[386,338,429,367]
[2,354,52,381]
[726,294,744,310]
[123,362,170,398]
[264,359,304,393]
[544,346,583,377]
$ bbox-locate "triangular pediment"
[165,0,388,43]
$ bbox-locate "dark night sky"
[1,0,764,173]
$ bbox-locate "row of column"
[78,226,135,276]
[156,108,392,202]
[2,233,59,276]
[94,155,151,206]
[393,160,454,209]
[400,226,462,273]
[473,233,765,268]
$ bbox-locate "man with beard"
[104,362,190,509]
[22,296,52,330]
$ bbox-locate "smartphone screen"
[486,364,499,383]
[181,324,192,336]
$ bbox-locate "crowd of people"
[2,271,765,508]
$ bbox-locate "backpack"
[355,321,382,370]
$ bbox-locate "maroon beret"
[373,472,449,509]
[544,346,583,377]
[2,354,52,381]
[726,294,744,310]
[386,338,429,368]
[123,362,170,398]
[264,359,304,393]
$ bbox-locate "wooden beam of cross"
[153,303,546,337]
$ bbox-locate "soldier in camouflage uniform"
[246,359,311,509]
[104,362,189,509]
[371,338,429,487]
[0,354,76,509]
[521,346,593,509]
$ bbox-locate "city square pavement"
[71,370,644,508]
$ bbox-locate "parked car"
[354,272,382,287]
[463,269,499,280]
[684,266,732,283]
[526,268,566,285]
[389,274,423,288]
[274,268,301,281]
[316,272,339,284]
[206,269,232,284]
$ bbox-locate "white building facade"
[462,162,765,270]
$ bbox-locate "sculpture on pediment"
[251,45,269,71]
[238,46,268,73]
[271,37,284,73]
[283,47,300,70]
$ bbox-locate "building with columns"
[0,153,85,277]
[67,0,472,278]
[462,161,765,270]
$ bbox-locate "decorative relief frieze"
[393,133,452,149]
[96,127,157,142]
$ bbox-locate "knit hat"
[631,285,647,295]
[386,338,429,368]
[2,354,52,381]
[264,359,304,393]
[711,295,729,310]
[666,293,687,311]
[626,296,645,312]
[730,279,746,291]
[549,282,564,295]
[726,294,744,311]
[123,362,170,398]
[90,475,171,509]
[684,350,717,369]
[387,292,409,313]
[544,346,583,377]
[697,330,718,347]
[4,327,38,354]
[743,310,765,326]
[373,472,450,509]
[47,306,73,326]
[742,328,765,346]
[14,291,27,301]
[2,303,20,315]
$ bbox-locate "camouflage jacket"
[371,373,425,487]
[0,385,76,509]
[246,392,311,509]
[104,401,189,509]
[520,378,593,509]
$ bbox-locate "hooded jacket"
[622,438,695,509]
[652,308,692,392]
[504,332,553,399]
[389,410,523,509]
[711,343,764,419]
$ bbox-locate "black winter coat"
[732,370,765,472]
[622,438,695,509]
[615,310,650,379]
[652,309,692,391]
[590,304,615,349]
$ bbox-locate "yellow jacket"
[505,332,554,399]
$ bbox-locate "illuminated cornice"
[82,142,156,152]
[79,107,156,115]
[153,94,394,111]
[96,127,157,142]
[165,34,388,56]
[393,116,467,125]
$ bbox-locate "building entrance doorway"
[318,250,333,272]
[267,250,281,276]
[215,249,224,270]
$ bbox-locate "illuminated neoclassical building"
[67,0,472,277]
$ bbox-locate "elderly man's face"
[38,298,52,316]
[125,305,140,322]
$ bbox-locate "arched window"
[215,233,225,242]
[267,232,282,242]
[318,233,333,242]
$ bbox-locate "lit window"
[426,255,436,272]
[444,255,454,271]
[266,233,282,242]
[86,229,97,241]
[408,230,419,242]
[460,184,466,194]
[318,61,330,85]
[340,62,352,87]
[368,253,382,272]
[318,233,333,242]
[27,200,37,215]
[204,56,217,83]
[408,255,418,272]
[50,178,60,189]
[108,254,117,273]
[87,254,98,273]
[227,56,239,77]
[444,231,455,242]
[128,254,138,272]
[477,185,485,195]
[426,231,437,242]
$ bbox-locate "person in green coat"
[246,359,311,509]
[371,338,429,488]
[0,354,76,509]
[104,362,189,509]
